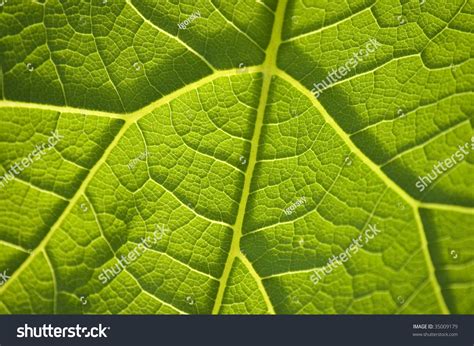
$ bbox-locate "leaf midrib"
[210,0,288,315]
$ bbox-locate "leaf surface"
[0,0,473,314]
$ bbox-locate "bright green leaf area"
[0,0,473,314]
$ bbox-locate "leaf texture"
[0,0,473,314]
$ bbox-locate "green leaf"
[0,0,472,315]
